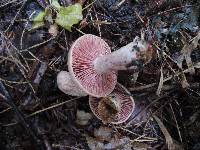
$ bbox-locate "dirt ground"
[0,0,200,150]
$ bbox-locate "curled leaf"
[55,3,83,31]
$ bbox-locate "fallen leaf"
[55,3,83,31]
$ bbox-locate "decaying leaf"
[55,3,83,31]
[76,110,92,125]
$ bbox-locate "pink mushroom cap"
[68,34,117,97]
[89,83,135,124]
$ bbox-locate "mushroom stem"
[57,71,87,96]
[93,36,152,74]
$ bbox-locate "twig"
[2,97,81,126]
[20,11,36,49]
[82,0,96,10]
[157,5,193,16]
[93,6,102,37]
[19,36,55,52]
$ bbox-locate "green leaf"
[32,11,46,29]
[55,3,83,31]
[51,0,61,10]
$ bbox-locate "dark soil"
[0,0,200,150]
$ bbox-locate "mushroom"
[57,71,87,96]
[89,83,135,124]
[68,34,117,97]
[57,34,153,97]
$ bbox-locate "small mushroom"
[89,83,135,124]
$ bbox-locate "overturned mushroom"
[89,83,135,124]
[68,34,117,97]
[58,34,153,97]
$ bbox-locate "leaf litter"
[0,0,200,149]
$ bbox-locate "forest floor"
[0,0,200,150]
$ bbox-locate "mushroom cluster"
[57,34,152,124]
